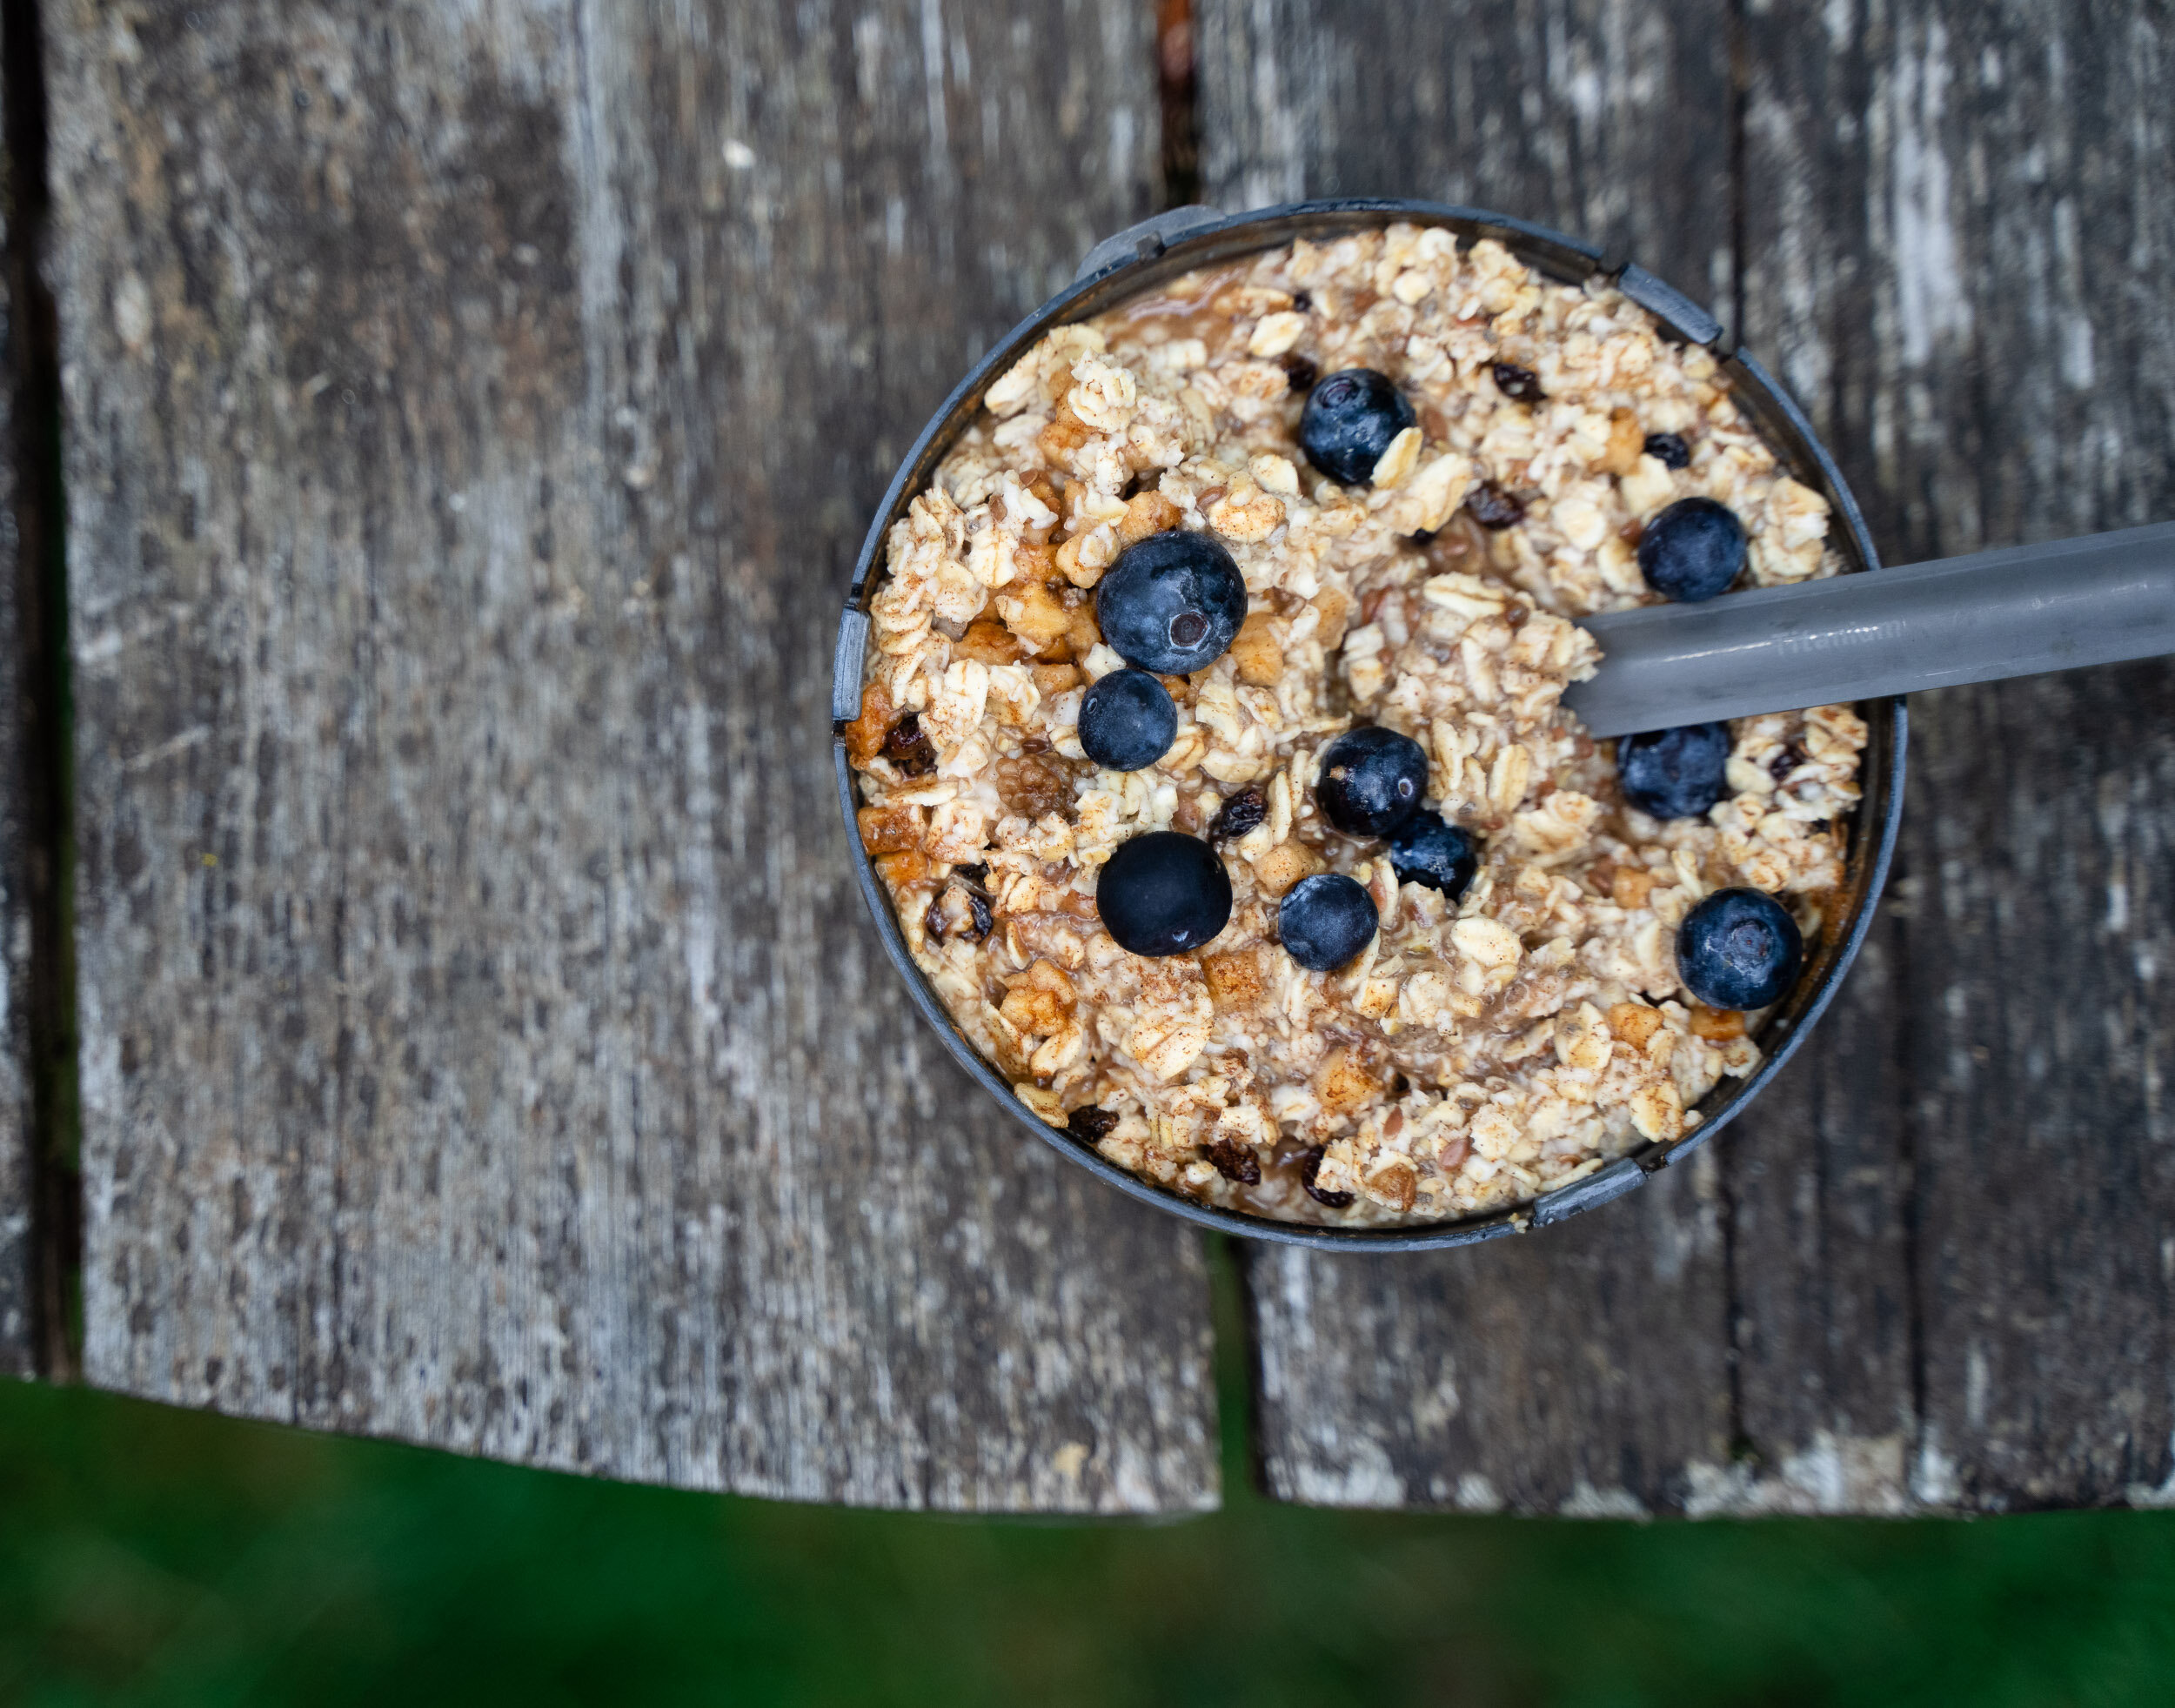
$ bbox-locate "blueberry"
[1676,887,1804,1010]
[1095,531,1248,673]
[1300,368,1416,486]
[1387,811,1480,899]
[1637,496,1746,602]
[1616,722,1732,821]
[1643,431,1690,469]
[1078,668,1177,771]
[1278,874,1379,972]
[1096,830,1232,956]
[1315,726,1429,837]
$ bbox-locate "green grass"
[3,1370,2173,1706]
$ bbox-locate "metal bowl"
[831,198,1905,1252]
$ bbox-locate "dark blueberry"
[1095,531,1248,673]
[1278,874,1380,972]
[1643,431,1690,470]
[1491,360,1545,403]
[1078,668,1178,771]
[1465,479,1526,530]
[1299,368,1417,486]
[1277,351,1321,394]
[1208,785,1268,843]
[1315,726,1429,837]
[1201,1138,1262,1185]
[1637,496,1747,602]
[1676,887,1804,1010]
[1096,831,1232,956]
[1066,1106,1119,1145]
[1387,811,1481,900]
[880,712,937,776]
[1300,1145,1355,1209]
[1616,722,1732,821]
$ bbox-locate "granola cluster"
[847,225,1867,1225]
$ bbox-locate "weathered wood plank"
[1207,0,2175,1514]
[1741,0,2175,1510]
[53,0,1220,1509]
[1199,0,1750,1514]
[0,32,34,1379]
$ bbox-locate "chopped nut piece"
[1251,839,1325,898]
[875,849,929,887]
[1115,489,1183,546]
[1613,867,1658,909]
[1594,406,1645,477]
[1690,1005,1746,1041]
[1229,611,1284,686]
[957,619,1021,664]
[1606,1001,1666,1051]
[1362,1157,1419,1212]
[1315,1045,1381,1116]
[995,578,1074,651]
[1205,479,1286,543]
[857,802,921,854]
[843,680,893,765]
[1203,948,1267,1008]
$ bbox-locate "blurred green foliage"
[3,1371,2172,1706]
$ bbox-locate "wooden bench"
[0,0,2166,1516]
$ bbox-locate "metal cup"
[832,199,1905,1252]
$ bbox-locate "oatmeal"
[847,224,1867,1226]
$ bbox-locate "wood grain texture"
[1741,0,2175,1511]
[53,0,1221,1510]
[1207,0,2175,1513]
[1199,0,1750,1515]
[0,44,33,1380]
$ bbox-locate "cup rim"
[832,198,1907,1252]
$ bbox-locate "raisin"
[1300,1145,1355,1209]
[1278,351,1321,394]
[1491,360,1544,403]
[1202,1139,1262,1186]
[1769,740,1805,783]
[881,712,938,776]
[958,861,990,886]
[1067,1106,1119,1145]
[1643,431,1691,470]
[1291,291,1314,313]
[1208,786,1268,843]
[1466,479,1526,530]
[927,875,994,944]
[1409,528,1437,546]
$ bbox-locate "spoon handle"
[1561,522,2175,738]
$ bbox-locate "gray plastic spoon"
[1560,522,2175,738]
